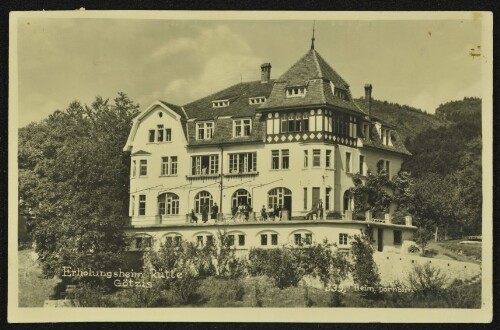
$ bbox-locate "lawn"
[18,249,61,307]
[431,239,482,264]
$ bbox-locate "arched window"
[343,190,353,213]
[268,187,292,211]
[130,233,153,251]
[158,193,180,215]
[162,232,182,246]
[231,189,252,208]
[194,191,213,213]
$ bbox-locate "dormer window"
[286,87,306,98]
[330,82,348,100]
[381,128,392,146]
[249,97,266,105]
[233,119,252,137]
[196,122,214,140]
[212,99,229,108]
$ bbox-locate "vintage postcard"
[8,11,493,323]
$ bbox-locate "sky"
[15,16,483,127]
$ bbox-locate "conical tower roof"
[259,48,365,114]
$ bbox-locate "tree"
[18,93,140,278]
[350,229,381,297]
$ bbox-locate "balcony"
[186,173,221,181]
[224,171,259,179]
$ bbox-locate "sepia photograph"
[8,11,492,323]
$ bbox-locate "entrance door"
[377,228,384,252]
[283,195,292,217]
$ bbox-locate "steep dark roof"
[158,100,186,118]
[362,126,412,156]
[259,49,365,114]
[183,80,275,120]
[276,49,349,88]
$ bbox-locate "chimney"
[364,84,372,119]
[260,63,272,83]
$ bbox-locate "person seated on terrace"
[304,206,319,220]
[190,209,198,223]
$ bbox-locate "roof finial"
[311,21,316,50]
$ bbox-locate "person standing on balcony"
[261,205,268,221]
[201,203,209,223]
[244,203,250,221]
[318,199,323,220]
[274,205,281,221]
[211,203,219,221]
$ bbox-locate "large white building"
[123,41,416,253]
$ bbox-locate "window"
[326,150,332,168]
[139,195,146,216]
[238,234,245,246]
[282,150,289,169]
[139,160,147,176]
[286,87,306,97]
[131,195,135,216]
[134,235,152,250]
[207,235,214,246]
[271,234,278,245]
[339,233,348,246]
[359,155,365,175]
[303,188,308,210]
[197,236,204,247]
[303,150,308,168]
[394,230,402,245]
[157,125,164,142]
[212,100,229,108]
[158,193,179,215]
[268,187,292,210]
[228,235,235,246]
[261,234,268,246]
[280,112,309,133]
[194,191,213,213]
[161,156,178,176]
[377,159,390,178]
[161,157,169,176]
[191,155,219,175]
[229,153,257,173]
[171,157,178,175]
[248,97,266,105]
[271,150,280,169]
[174,236,181,246]
[148,130,155,142]
[305,233,312,245]
[233,119,252,137]
[294,233,302,245]
[132,160,136,177]
[313,149,321,167]
[231,189,252,208]
[346,152,351,173]
[325,188,331,210]
[165,128,172,142]
[196,122,214,140]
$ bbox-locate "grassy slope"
[18,249,61,307]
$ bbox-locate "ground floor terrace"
[125,216,417,254]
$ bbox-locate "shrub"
[248,247,304,288]
[75,283,115,307]
[406,263,447,297]
[350,230,381,297]
[303,285,314,307]
[200,277,245,305]
[170,271,201,304]
[443,279,481,308]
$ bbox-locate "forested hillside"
[355,97,447,143]
[370,96,482,238]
